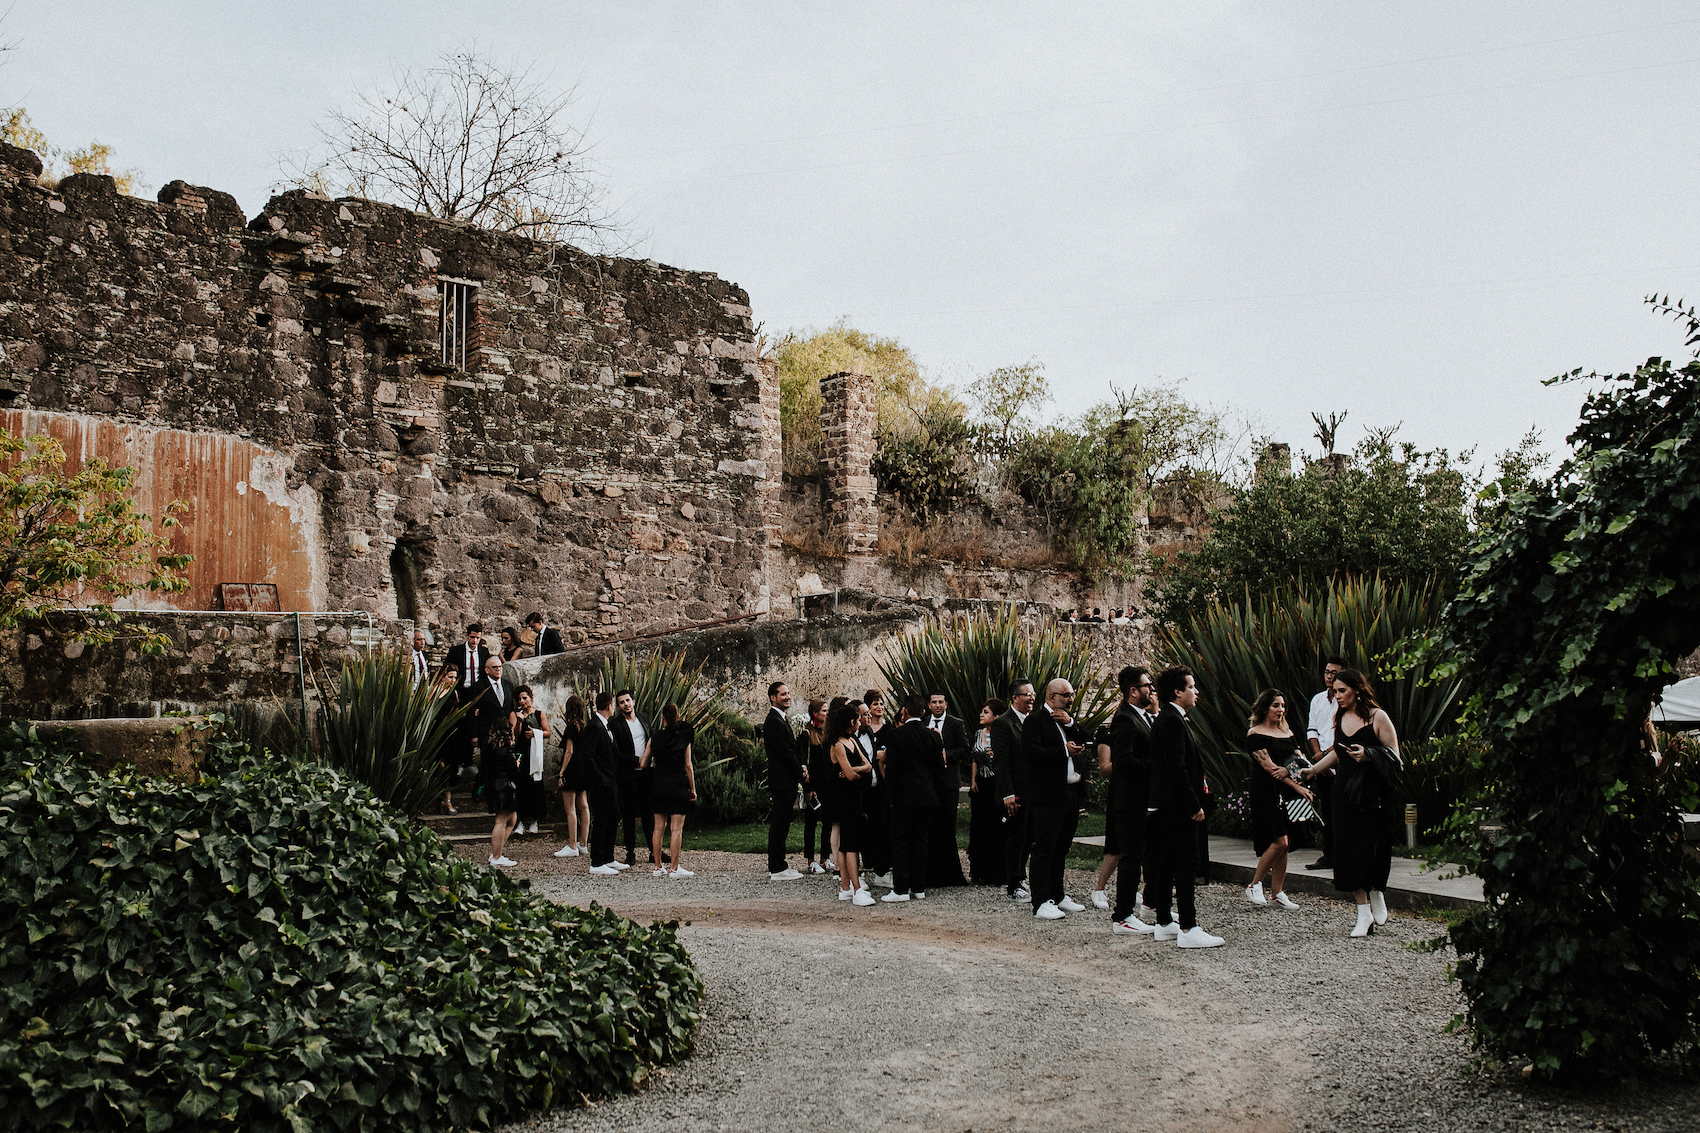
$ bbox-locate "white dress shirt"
[1307,689,1335,752]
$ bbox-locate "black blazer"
[925,714,970,799]
[443,643,491,688]
[531,625,565,656]
[882,720,943,810]
[471,677,518,744]
[1108,703,1154,812]
[575,713,620,790]
[763,706,803,789]
[610,712,651,776]
[1020,708,1086,808]
[988,709,1027,801]
[1148,703,1206,814]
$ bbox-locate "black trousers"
[863,782,891,876]
[1108,808,1147,921]
[766,787,796,873]
[1004,803,1032,894]
[802,797,826,862]
[1145,810,1200,931]
[968,786,1007,885]
[1027,803,1077,910]
[1313,773,1335,859]
[516,775,547,824]
[890,805,931,895]
[616,771,654,861]
[587,784,620,867]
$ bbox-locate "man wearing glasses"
[1102,666,1159,933]
[1304,656,1347,871]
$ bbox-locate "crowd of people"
[412,620,1405,941]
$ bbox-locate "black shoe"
[1305,856,1333,870]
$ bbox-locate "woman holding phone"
[1304,669,1400,937]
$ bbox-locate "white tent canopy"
[1652,677,1700,728]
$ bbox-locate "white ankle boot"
[1351,903,1373,938]
[1368,889,1388,925]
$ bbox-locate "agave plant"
[592,647,744,741]
[298,650,466,817]
[876,605,1118,730]
[1152,574,1460,793]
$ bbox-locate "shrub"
[0,721,702,1131]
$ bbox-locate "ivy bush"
[0,722,702,1131]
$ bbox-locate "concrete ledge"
[29,717,213,782]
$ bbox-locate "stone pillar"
[820,370,878,555]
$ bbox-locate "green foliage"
[0,430,192,654]
[296,651,463,818]
[1,108,147,195]
[1417,296,1700,1076]
[1151,431,1474,623]
[965,358,1050,450]
[870,400,979,523]
[1152,575,1460,796]
[770,321,936,477]
[876,606,1117,732]
[0,720,702,1131]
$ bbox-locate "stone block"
[30,717,213,782]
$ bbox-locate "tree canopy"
[1,108,145,195]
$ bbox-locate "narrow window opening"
[438,279,476,370]
[389,545,421,625]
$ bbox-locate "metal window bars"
[438,279,476,370]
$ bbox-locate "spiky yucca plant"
[593,647,743,739]
[1152,574,1459,793]
[876,605,1117,730]
[303,650,466,817]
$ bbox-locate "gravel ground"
[461,837,1700,1133]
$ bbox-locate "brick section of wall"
[819,370,877,554]
[0,154,778,641]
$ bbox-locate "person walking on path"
[764,682,806,880]
[1145,666,1225,948]
[1244,689,1312,911]
[1304,669,1402,937]
[1305,657,1346,870]
[641,702,698,879]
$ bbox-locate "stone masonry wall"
[818,370,877,555]
[0,143,778,643]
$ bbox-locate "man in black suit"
[443,624,490,776]
[1104,666,1158,935]
[526,612,564,657]
[923,692,970,886]
[880,692,943,901]
[471,656,519,756]
[1145,665,1224,948]
[990,679,1037,901]
[584,691,626,875]
[611,688,655,865]
[1022,679,1089,920]
[763,682,805,880]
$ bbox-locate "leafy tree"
[1418,297,1700,1076]
[0,107,145,195]
[966,358,1050,451]
[0,430,191,652]
[870,399,979,523]
[288,49,615,244]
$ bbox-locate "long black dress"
[1332,719,1393,893]
[648,722,695,816]
[830,739,868,853]
[967,727,1006,885]
[1245,730,1302,856]
[514,710,548,824]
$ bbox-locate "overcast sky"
[8,2,1699,471]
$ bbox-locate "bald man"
[1021,678,1089,920]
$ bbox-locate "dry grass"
[780,529,846,560]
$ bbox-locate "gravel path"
[467,839,1700,1132]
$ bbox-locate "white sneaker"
[872,873,893,887]
[1034,900,1066,920]
[1245,882,1267,906]
[881,891,911,903]
[1090,889,1109,910]
[553,844,579,858]
[1274,891,1299,910]
[1368,889,1388,925]
[1058,895,1086,913]
[588,864,619,876]
[1113,916,1157,935]
[669,868,694,879]
[652,867,668,878]
[838,888,853,900]
[527,822,539,834]
[808,861,827,874]
[1009,887,1031,902]
[858,879,869,893]
[1152,921,1182,941]
[489,855,517,868]
[610,861,631,871]
[825,860,839,873]
[769,868,804,881]
[1177,926,1225,949]
[913,891,926,900]
[852,889,876,906]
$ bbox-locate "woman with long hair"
[861,689,895,884]
[1243,688,1312,910]
[641,702,698,878]
[552,695,592,859]
[827,699,876,905]
[799,697,835,874]
[968,697,1008,886]
[513,685,552,836]
[1304,668,1400,937]
[499,627,530,663]
[481,691,522,869]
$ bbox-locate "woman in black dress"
[861,690,895,883]
[512,685,552,836]
[1243,688,1313,910]
[968,697,1008,886]
[1304,668,1400,937]
[799,698,835,874]
[480,690,520,869]
[827,700,876,905]
[641,703,697,878]
[552,696,591,858]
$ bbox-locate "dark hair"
[563,695,588,731]
[828,695,850,718]
[1325,655,1348,670]
[526,612,544,625]
[616,688,635,701]
[466,622,483,634]
[515,684,534,700]
[1007,678,1034,699]
[805,697,828,745]
[1332,668,1383,733]
[768,681,786,699]
[863,688,884,706]
[1118,665,1149,695]
[982,697,1007,718]
[928,690,948,703]
[442,664,459,677]
[1248,688,1287,727]
[501,627,519,646]
[1155,665,1194,703]
[826,700,859,742]
[661,702,680,727]
[902,691,928,717]
[594,690,614,711]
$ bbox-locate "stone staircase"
[416,783,565,844]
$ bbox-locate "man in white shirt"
[409,629,431,687]
[1303,656,1346,871]
[991,680,1037,901]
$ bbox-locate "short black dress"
[648,722,695,816]
[557,722,590,792]
[1332,719,1394,894]
[830,739,869,852]
[481,741,519,815]
[1246,730,1302,855]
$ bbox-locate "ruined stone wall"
[0,143,777,642]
